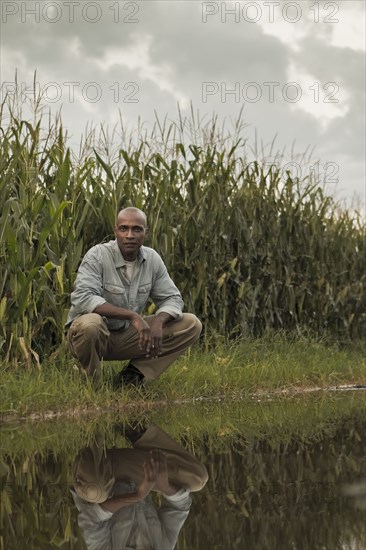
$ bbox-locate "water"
[1,393,365,550]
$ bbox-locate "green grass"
[156,331,366,397]
[1,332,365,421]
[1,385,365,459]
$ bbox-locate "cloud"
[1,0,364,208]
[93,32,189,107]
[286,61,350,130]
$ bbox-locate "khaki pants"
[67,313,201,382]
[73,424,209,503]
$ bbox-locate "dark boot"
[113,363,145,389]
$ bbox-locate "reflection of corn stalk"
[1,92,365,368]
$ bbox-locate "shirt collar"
[112,240,146,268]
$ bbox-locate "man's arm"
[146,253,184,356]
[99,491,145,513]
[150,253,184,320]
[71,491,113,550]
[155,452,192,550]
[158,490,192,550]
[93,303,155,354]
[69,248,107,316]
[93,303,137,321]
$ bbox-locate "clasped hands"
[137,450,178,499]
[130,315,164,358]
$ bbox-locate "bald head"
[114,207,148,260]
[116,207,147,227]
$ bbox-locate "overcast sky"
[1,0,365,211]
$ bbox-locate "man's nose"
[126,229,134,238]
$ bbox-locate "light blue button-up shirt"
[66,240,183,330]
[71,487,192,550]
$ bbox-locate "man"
[71,423,208,549]
[66,207,201,387]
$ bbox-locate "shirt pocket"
[103,283,127,307]
[136,284,151,309]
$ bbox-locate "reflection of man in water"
[71,424,208,550]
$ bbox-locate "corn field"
[0,99,365,369]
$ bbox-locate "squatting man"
[66,207,202,387]
[71,423,208,549]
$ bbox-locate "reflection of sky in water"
[0,399,365,549]
[343,481,366,511]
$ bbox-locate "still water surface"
[0,394,365,550]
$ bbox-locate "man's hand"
[100,451,158,512]
[130,315,153,356]
[148,313,174,358]
[130,312,174,358]
[137,451,158,498]
[148,317,164,358]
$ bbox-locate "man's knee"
[68,313,110,355]
[181,313,202,339]
[68,313,109,343]
[74,481,113,504]
[189,464,209,492]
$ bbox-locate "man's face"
[114,210,147,260]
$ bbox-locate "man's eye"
[118,226,143,232]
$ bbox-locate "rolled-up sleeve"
[150,255,184,320]
[70,247,107,316]
[159,489,192,549]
